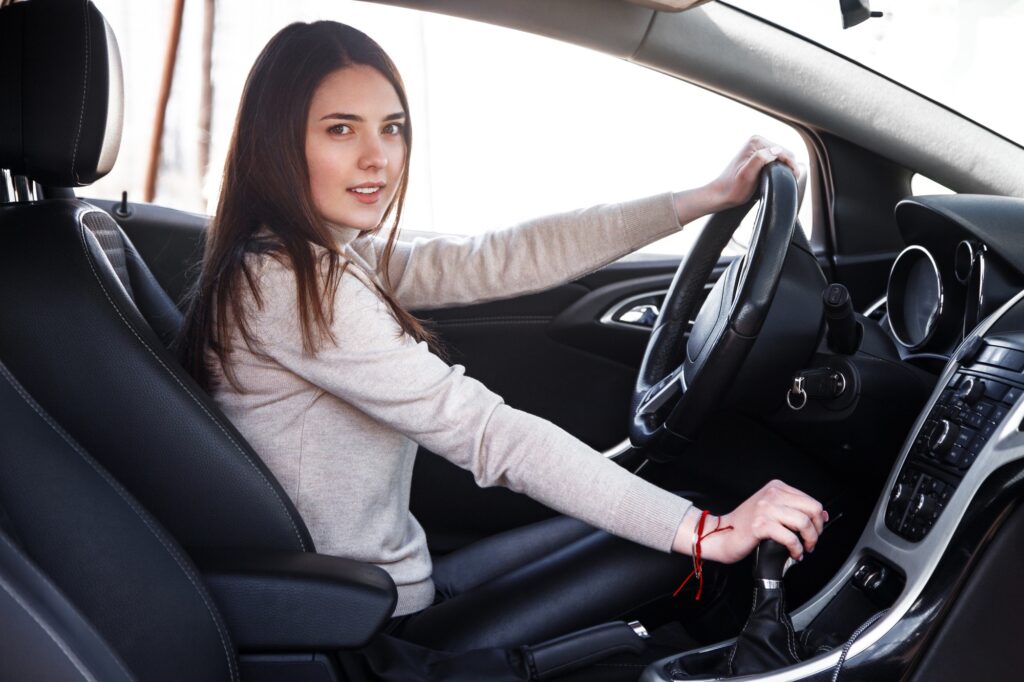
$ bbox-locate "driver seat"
[0,359,237,681]
[0,0,314,558]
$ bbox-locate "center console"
[886,340,1024,542]
[641,290,1024,682]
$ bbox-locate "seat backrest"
[0,359,237,681]
[0,526,135,682]
[0,0,313,554]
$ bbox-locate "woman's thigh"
[430,514,596,599]
[394,514,694,653]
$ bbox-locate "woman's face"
[305,65,407,231]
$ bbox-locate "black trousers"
[385,510,704,653]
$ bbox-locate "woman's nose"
[358,135,388,171]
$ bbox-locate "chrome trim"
[599,282,714,330]
[636,365,684,417]
[834,371,847,397]
[602,438,633,460]
[758,579,782,590]
[0,169,14,203]
[599,290,668,329]
[629,620,651,639]
[954,240,975,284]
[619,303,660,324]
[644,288,1024,681]
[886,245,944,350]
[862,295,886,318]
[13,175,36,201]
[1,170,39,204]
[976,247,987,320]
[963,246,987,339]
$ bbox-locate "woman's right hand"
[691,480,827,564]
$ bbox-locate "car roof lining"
[362,0,1024,198]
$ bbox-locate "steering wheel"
[629,162,799,458]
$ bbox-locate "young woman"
[179,20,827,651]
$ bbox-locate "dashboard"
[881,195,1024,360]
[645,193,1024,681]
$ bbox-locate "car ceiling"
[361,0,1024,198]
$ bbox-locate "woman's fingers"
[740,147,776,177]
[751,480,826,557]
[774,505,821,553]
[740,136,800,178]
[766,480,827,535]
[752,515,805,561]
[768,145,800,176]
[777,490,825,537]
[708,135,801,211]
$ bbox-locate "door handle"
[618,304,659,326]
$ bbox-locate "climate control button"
[927,419,958,456]
[956,377,985,404]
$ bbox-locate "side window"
[90,3,813,258]
[911,174,955,196]
[393,16,815,259]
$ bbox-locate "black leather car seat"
[0,527,136,682]
[0,360,237,681]
[0,0,314,557]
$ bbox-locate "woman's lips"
[348,184,383,204]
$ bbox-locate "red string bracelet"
[673,509,734,601]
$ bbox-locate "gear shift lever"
[727,540,802,675]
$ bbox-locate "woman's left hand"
[707,135,802,210]
[671,135,804,225]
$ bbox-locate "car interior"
[2,0,1024,680]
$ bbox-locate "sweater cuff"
[618,192,686,252]
[614,478,694,553]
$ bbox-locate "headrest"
[0,0,123,187]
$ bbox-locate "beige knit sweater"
[212,192,694,616]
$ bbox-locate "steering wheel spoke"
[636,365,686,420]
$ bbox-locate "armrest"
[194,549,397,650]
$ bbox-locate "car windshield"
[726,0,1024,148]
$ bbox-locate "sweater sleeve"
[376,192,684,310]
[255,261,693,553]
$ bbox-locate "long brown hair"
[178,21,439,391]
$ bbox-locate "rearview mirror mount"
[840,0,883,29]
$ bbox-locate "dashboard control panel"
[886,341,1024,541]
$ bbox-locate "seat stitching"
[71,0,89,183]
[727,585,759,674]
[0,364,238,682]
[75,209,309,551]
[780,590,800,662]
[0,536,109,681]
[782,589,798,659]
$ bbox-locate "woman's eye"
[328,124,352,135]
[383,123,404,135]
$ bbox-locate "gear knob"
[753,539,795,585]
